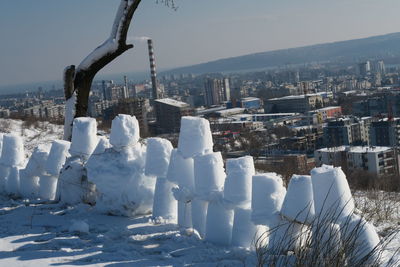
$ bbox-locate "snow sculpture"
[204,194,234,246]
[145,138,173,178]
[311,165,354,221]
[39,140,70,201]
[224,156,255,207]
[145,138,176,221]
[251,173,286,225]
[222,156,256,248]
[231,207,259,248]
[0,134,25,196]
[280,175,315,224]
[87,114,156,217]
[20,144,50,198]
[59,118,97,204]
[177,117,213,158]
[110,114,139,150]
[192,151,226,238]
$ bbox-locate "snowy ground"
[0,119,399,266]
[0,197,254,266]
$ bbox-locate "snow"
[69,117,98,157]
[191,198,208,238]
[193,152,226,198]
[44,140,70,176]
[109,114,140,150]
[86,144,156,217]
[205,198,234,246]
[311,165,355,221]
[178,116,213,158]
[280,175,315,224]
[166,149,195,191]
[0,134,25,167]
[69,220,90,234]
[231,207,259,248]
[251,173,286,225]
[0,118,398,266]
[145,137,173,177]
[340,214,381,264]
[152,177,177,222]
[223,156,255,207]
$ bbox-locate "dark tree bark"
[63,0,177,140]
[63,0,142,140]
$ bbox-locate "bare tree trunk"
[63,0,142,140]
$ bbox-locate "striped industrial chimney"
[147,39,160,100]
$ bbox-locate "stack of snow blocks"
[167,116,219,235]
[86,114,156,217]
[0,134,25,197]
[39,140,70,201]
[224,156,259,248]
[59,117,98,204]
[19,144,50,199]
[145,137,176,222]
[310,165,380,264]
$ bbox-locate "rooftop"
[155,98,189,108]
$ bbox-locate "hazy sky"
[1,0,400,87]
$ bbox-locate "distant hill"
[165,32,400,75]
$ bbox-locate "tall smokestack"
[147,39,160,100]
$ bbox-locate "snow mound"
[69,220,89,234]
[86,144,156,217]
[44,140,70,176]
[166,149,195,191]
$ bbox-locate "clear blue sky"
[1,0,400,87]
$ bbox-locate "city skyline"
[1,0,400,88]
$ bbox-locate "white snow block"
[311,223,342,259]
[224,156,255,207]
[110,114,140,150]
[59,157,86,205]
[311,165,354,221]
[251,173,286,225]
[5,166,20,196]
[177,117,213,158]
[69,117,98,157]
[145,138,173,177]
[152,177,178,221]
[0,133,4,157]
[0,134,25,167]
[340,215,380,265]
[0,164,10,193]
[39,174,58,201]
[24,144,50,177]
[281,175,315,224]
[191,199,208,238]
[194,152,226,197]
[205,200,234,246]
[166,149,195,192]
[45,140,70,176]
[19,170,40,199]
[266,214,306,253]
[178,201,192,229]
[231,207,259,248]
